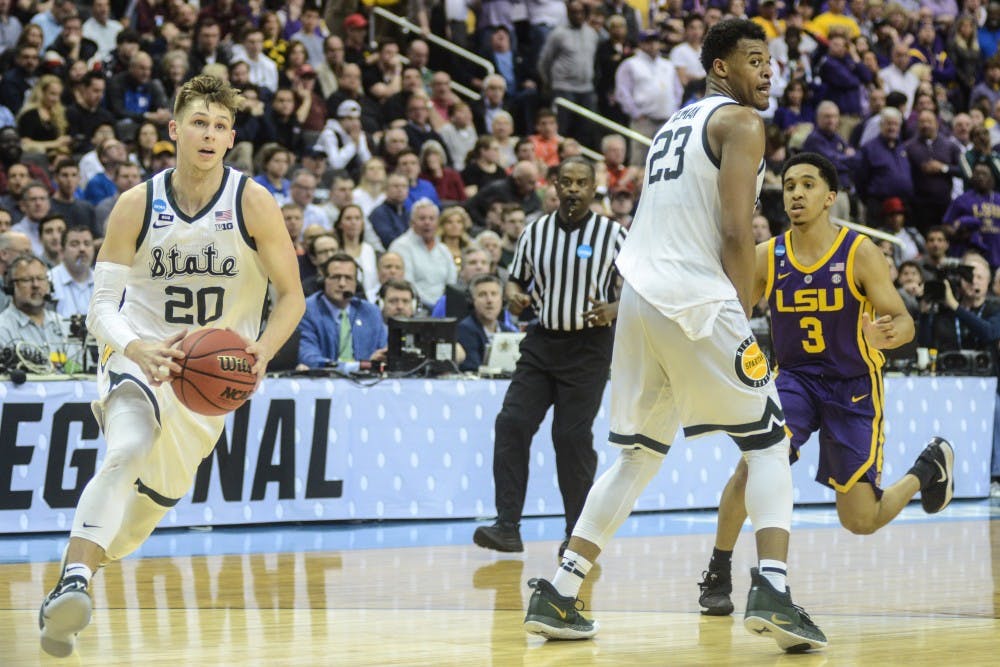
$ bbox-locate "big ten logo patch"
[735,336,770,388]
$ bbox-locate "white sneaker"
[39,575,92,657]
[990,480,1000,498]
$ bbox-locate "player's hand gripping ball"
[171,328,259,416]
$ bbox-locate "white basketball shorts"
[94,345,227,502]
[608,283,786,455]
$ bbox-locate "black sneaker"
[744,568,827,652]
[473,521,523,552]
[558,538,569,558]
[523,578,598,639]
[698,569,734,616]
[39,575,92,657]
[917,437,954,514]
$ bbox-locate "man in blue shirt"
[815,34,873,135]
[370,173,410,248]
[457,274,517,372]
[297,252,387,369]
[856,107,913,226]
[396,149,440,211]
[801,100,856,218]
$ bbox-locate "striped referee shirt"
[508,211,626,332]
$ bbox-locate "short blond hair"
[174,74,244,122]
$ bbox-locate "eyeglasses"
[12,276,47,285]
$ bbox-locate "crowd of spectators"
[1,1,1000,489]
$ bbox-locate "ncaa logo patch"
[734,336,770,388]
[152,198,168,213]
[576,244,593,259]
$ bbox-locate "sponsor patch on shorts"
[734,336,770,388]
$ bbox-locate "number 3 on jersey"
[647,126,692,184]
[800,316,826,354]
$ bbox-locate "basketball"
[171,328,258,416]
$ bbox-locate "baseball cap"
[638,29,660,42]
[153,140,175,156]
[304,147,327,159]
[336,100,362,118]
[881,197,906,215]
[343,13,367,30]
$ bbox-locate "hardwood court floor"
[1,504,998,666]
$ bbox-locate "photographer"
[918,252,999,353]
[922,252,1000,496]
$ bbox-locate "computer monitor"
[388,317,458,375]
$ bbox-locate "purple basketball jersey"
[766,227,885,379]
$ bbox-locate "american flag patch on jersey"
[215,210,233,222]
[829,262,845,272]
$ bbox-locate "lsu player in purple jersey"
[697,152,955,616]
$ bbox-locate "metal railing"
[371,7,494,77]
[832,217,903,247]
[554,97,652,147]
[398,54,481,101]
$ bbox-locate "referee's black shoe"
[473,521,523,552]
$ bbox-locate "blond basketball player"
[38,76,306,657]
[523,19,826,652]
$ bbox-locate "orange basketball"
[171,328,259,416]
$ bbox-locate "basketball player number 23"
[164,286,225,325]
[647,126,692,184]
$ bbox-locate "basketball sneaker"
[744,568,826,652]
[39,575,92,657]
[698,569,735,616]
[558,539,569,558]
[473,521,523,552]
[916,437,954,514]
[523,578,598,640]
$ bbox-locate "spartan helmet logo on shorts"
[734,336,771,388]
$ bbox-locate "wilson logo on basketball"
[734,337,771,388]
[218,355,254,374]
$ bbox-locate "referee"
[473,156,626,556]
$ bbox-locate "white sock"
[552,549,592,599]
[64,563,93,584]
[759,559,787,592]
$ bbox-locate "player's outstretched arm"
[713,105,766,318]
[241,179,307,378]
[88,183,185,385]
[855,238,915,350]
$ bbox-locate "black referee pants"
[492,325,613,536]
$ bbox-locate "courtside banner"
[0,377,993,534]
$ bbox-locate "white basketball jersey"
[616,95,765,316]
[121,167,268,343]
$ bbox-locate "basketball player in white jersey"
[38,75,306,657]
[524,20,826,651]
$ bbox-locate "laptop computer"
[482,332,526,376]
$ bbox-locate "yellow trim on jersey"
[764,237,777,300]
[844,233,867,303]
[829,236,886,494]
[786,226,850,274]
